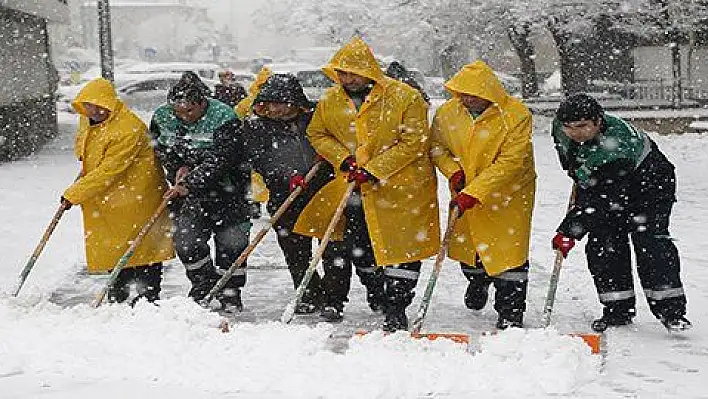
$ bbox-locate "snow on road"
[0,113,705,398]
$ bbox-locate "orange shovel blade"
[570,333,601,354]
[355,330,470,344]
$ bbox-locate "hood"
[444,60,509,105]
[254,73,313,108]
[248,66,272,97]
[322,37,385,85]
[71,78,121,116]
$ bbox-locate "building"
[0,0,69,161]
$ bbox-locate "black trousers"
[321,191,421,309]
[586,200,686,320]
[171,198,250,300]
[460,257,529,316]
[108,263,162,304]
[274,207,325,306]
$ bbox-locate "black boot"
[218,288,243,313]
[132,263,162,305]
[186,264,220,302]
[661,315,692,332]
[107,268,132,304]
[383,306,408,332]
[107,283,130,304]
[464,280,491,310]
[591,312,633,332]
[496,311,523,330]
[320,303,344,322]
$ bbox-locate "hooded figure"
[63,78,175,304]
[234,66,273,208]
[201,73,340,314]
[294,37,440,331]
[430,61,536,329]
[385,61,430,104]
[235,66,272,119]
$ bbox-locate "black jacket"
[557,140,676,239]
[150,100,251,223]
[242,113,333,216]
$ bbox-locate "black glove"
[340,156,357,173]
[60,196,73,210]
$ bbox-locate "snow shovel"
[280,181,356,324]
[12,201,70,296]
[542,185,577,327]
[202,161,324,307]
[91,197,171,308]
[541,185,601,354]
[408,205,470,343]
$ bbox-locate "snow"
[0,112,706,398]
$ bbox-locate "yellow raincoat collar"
[444,60,509,106]
[71,78,122,118]
[322,37,386,86]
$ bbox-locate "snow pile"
[0,296,600,398]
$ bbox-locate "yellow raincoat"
[235,66,272,204]
[64,78,175,273]
[294,37,440,266]
[430,61,536,275]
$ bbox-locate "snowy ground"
[0,111,706,398]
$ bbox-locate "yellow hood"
[322,37,385,85]
[71,78,121,116]
[444,60,509,105]
[248,66,272,96]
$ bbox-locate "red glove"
[348,168,377,185]
[449,170,466,193]
[450,193,478,216]
[340,156,358,172]
[552,232,575,258]
[289,174,306,192]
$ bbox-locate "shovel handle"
[201,161,324,305]
[281,181,356,324]
[12,202,69,296]
[410,206,459,334]
[91,197,170,308]
[541,184,577,327]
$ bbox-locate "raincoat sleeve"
[306,101,351,167]
[63,129,144,205]
[464,115,533,202]
[430,112,463,178]
[364,95,430,180]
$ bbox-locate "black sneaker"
[320,305,344,322]
[295,302,319,314]
[464,281,491,310]
[496,313,523,330]
[591,314,633,332]
[383,307,408,332]
[661,315,692,332]
[219,288,243,313]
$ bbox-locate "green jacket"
[551,114,651,187]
